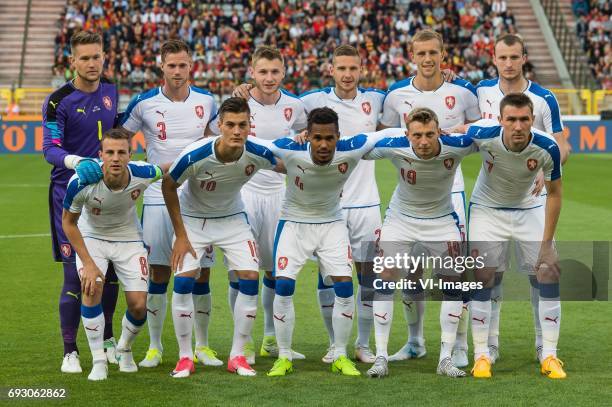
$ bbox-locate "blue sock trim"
[333,281,353,298]
[539,283,560,298]
[229,281,239,290]
[276,278,295,297]
[263,276,276,290]
[148,281,168,294]
[125,310,146,326]
[317,273,333,289]
[193,282,210,295]
[81,303,103,318]
[376,287,394,296]
[173,276,195,294]
[442,288,463,299]
[356,272,362,285]
[472,287,492,302]
[239,279,258,296]
[529,276,539,289]
[462,291,472,302]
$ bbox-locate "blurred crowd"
[53,0,523,97]
[573,0,611,89]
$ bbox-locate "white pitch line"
[0,184,47,188]
[0,233,51,239]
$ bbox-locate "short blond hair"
[410,29,444,52]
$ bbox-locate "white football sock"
[82,309,106,362]
[193,293,211,348]
[373,300,394,358]
[471,300,491,360]
[440,300,463,361]
[539,299,561,359]
[454,302,470,350]
[230,292,258,358]
[489,283,503,348]
[332,295,355,359]
[117,313,144,351]
[530,284,543,349]
[228,284,239,316]
[402,290,425,345]
[273,295,295,360]
[356,284,374,348]
[261,282,276,337]
[317,287,335,345]
[172,291,194,360]
[146,292,167,352]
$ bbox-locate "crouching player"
[62,129,164,380]
[162,97,282,378]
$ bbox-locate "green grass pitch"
[0,153,611,406]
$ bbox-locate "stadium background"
[0,0,610,405]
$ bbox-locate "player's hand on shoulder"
[442,69,458,83]
[232,83,253,100]
[171,235,197,272]
[293,129,308,145]
[76,158,103,185]
[80,261,105,297]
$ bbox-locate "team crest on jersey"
[443,158,454,170]
[361,101,372,115]
[131,189,141,200]
[284,107,293,122]
[195,105,204,119]
[103,96,112,110]
[61,244,72,257]
[245,164,255,176]
[527,158,538,171]
[338,162,349,174]
[445,96,456,110]
[277,256,288,270]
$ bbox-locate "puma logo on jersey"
[76,107,86,115]
[486,99,494,108]
[49,100,58,109]
[403,100,414,109]
[156,110,167,118]
[93,197,103,205]
[205,171,215,179]
[297,165,307,174]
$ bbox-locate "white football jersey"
[242,89,308,193]
[476,78,564,134]
[380,76,481,192]
[300,86,385,207]
[365,132,477,218]
[64,161,162,241]
[468,119,562,209]
[267,133,382,223]
[168,136,276,218]
[120,86,218,204]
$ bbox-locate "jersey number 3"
[156,122,167,141]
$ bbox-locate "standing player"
[467,94,564,379]
[363,108,477,378]
[231,46,307,361]
[379,29,480,362]
[62,129,163,380]
[266,108,388,377]
[162,97,280,378]
[299,45,385,363]
[475,34,570,364]
[120,39,221,369]
[42,31,120,373]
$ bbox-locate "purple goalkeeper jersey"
[42,79,118,184]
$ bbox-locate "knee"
[275,278,295,297]
[150,266,171,283]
